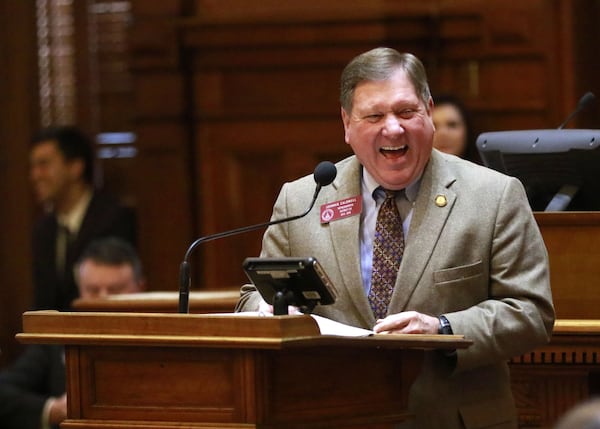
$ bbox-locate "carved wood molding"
[512,346,600,366]
[511,319,600,366]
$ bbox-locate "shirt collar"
[56,188,93,234]
[361,167,422,203]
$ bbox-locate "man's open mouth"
[380,145,408,158]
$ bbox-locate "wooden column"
[129,1,195,291]
[0,0,38,366]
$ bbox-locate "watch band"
[438,315,453,335]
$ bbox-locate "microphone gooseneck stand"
[178,161,337,313]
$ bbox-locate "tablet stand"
[272,289,317,315]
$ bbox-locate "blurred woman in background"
[432,95,481,164]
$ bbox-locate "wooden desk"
[509,212,600,427]
[72,290,240,314]
[18,311,470,429]
[510,320,600,428]
[534,212,600,319]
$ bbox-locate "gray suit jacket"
[237,150,555,429]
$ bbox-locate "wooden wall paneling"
[182,1,590,289]
[192,0,431,23]
[442,0,558,133]
[134,122,194,292]
[128,0,600,292]
[131,0,187,16]
[183,7,449,288]
[194,110,352,286]
[194,69,342,118]
[565,0,600,129]
[129,0,195,292]
[0,1,38,366]
[434,0,600,136]
[554,0,579,129]
[133,69,194,293]
[194,118,352,288]
[185,20,354,288]
[195,143,284,289]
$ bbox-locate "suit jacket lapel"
[390,151,457,312]
[326,157,374,324]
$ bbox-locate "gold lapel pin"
[435,194,447,207]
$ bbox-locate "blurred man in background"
[29,126,136,310]
[0,237,145,429]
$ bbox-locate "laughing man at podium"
[0,237,145,429]
[236,48,555,429]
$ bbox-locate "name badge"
[320,196,362,224]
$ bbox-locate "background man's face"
[77,260,142,299]
[30,140,81,206]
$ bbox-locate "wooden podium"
[18,311,470,429]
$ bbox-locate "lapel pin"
[435,194,447,207]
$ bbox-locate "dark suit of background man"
[236,48,555,429]
[29,125,136,311]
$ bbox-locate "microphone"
[558,91,596,129]
[178,161,337,313]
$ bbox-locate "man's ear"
[426,96,434,115]
[341,107,351,144]
[68,158,85,182]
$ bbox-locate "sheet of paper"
[217,311,373,337]
[310,314,373,337]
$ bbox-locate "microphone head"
[313,161,337,187]
[578,91,596,110]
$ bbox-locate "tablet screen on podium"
[243,257,337,312]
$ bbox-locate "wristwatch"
[438,315,453,335]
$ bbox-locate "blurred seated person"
[554,397,600,429]
[432,95,481,163]
[29,125,137,311]
[0,237,145,429]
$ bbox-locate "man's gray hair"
[340,47,432,113]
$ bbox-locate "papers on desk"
[310,314,373,337]
[227,311,373,337]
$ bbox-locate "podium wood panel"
[18,311,470,429]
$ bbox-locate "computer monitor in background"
[476,129,600,211]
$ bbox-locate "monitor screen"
[476,129,600,211]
